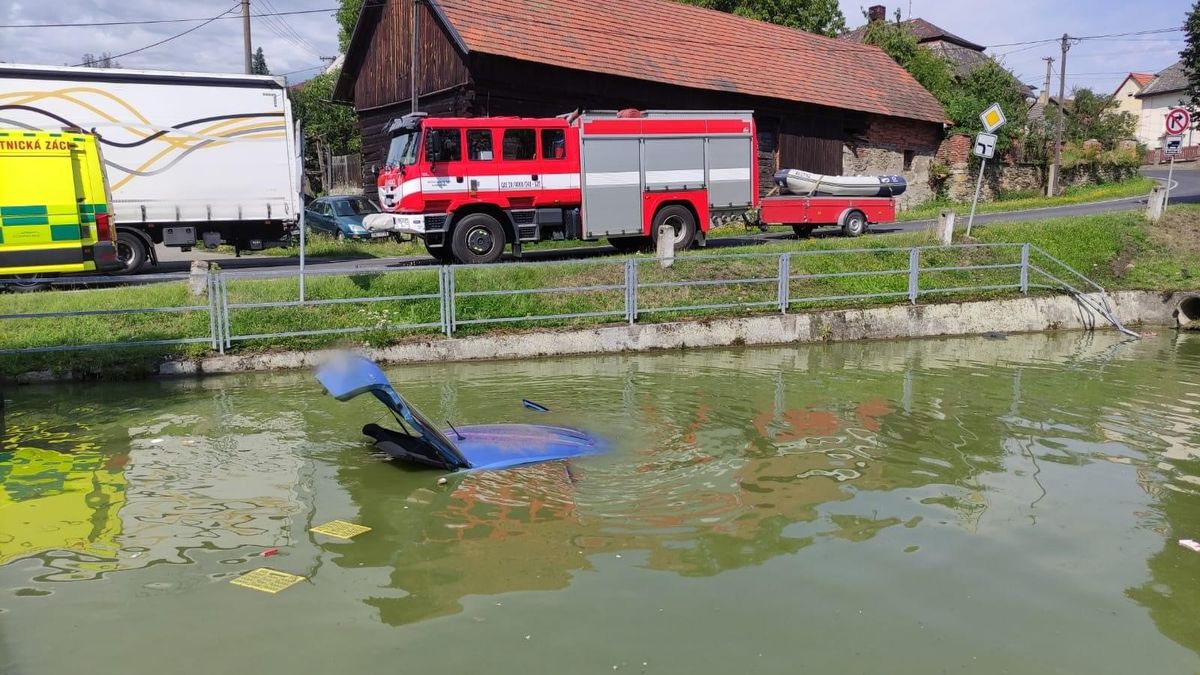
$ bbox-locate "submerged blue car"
[316,354,610,472]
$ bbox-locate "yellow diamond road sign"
[980,104,1006,133]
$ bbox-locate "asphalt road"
[147,167,1198,278]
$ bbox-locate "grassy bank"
[897,176,1157,222]
[2,205,1197,379]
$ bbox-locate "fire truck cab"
[373,110,758,264]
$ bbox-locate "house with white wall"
[1110,72,1153,120]
[1135,61,1195,150]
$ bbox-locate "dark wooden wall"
[353,0,469,111]
[348,26,942,192]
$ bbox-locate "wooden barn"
[333,0,949,204]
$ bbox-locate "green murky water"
[2,332,1200,674]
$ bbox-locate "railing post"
[207,270,218,351]
[1020,243,1030,294]
[908,247,920,305]
[625,259,638,325]
[220,271,231,353]
[438,266,450,337]
[446,265,456,336]
[778,253,790,314]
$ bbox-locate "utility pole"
[1040,57,1053,106]
[242,0,252,75]
[411,0,421,114]
[1047,34,1070,197]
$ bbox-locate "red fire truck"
[371,109,897,264]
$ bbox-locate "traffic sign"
[1165,107,1191,135]
[1165,135,1184,156]
[980,103,1007,133]
[973,132,998,159]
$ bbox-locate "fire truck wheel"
[424,241,454,264]
[653,205,697,250]
[451,213,506,264]
[792,225,816,238]
[841,211,867,238]
[114,230,149,274]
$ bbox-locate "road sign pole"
[966,157,987,237]
[1166,155,1176,208]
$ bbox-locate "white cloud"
[1,0,340,80]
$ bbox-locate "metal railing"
[0,242,1136,357]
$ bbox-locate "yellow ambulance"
[0,129,121,285]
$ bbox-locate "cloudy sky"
[0,0,1194,94]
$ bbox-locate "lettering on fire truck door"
[580,137,642,237]
[496,129,544,199]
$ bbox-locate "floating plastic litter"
[310,520,372,540]
[230,568,305,594]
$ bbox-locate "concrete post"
[1146,186,1167,222]
[937,210,955,246]
[188,260,210,296]
[657,224,675,269]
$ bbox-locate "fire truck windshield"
[385,130,421,168]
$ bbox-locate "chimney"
[868,5,886,22]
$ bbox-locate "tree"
[1182,1,1200,118]
[338,0,364,52]
[1062,88,1136,146]
[863,20,1027,158]
[252,47,270,75]
[678,0,846,36]
[80,52,120,68]
[289,68,361,192]
[860,18,955,100]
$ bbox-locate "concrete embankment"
[7,290,1188,384]
[111,290,1180,381]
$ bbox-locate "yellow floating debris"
[309,520,372,540]
[230,568,305,594]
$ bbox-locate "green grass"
[3,205,1197,379]
[898,176,1157,222]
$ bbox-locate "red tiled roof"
[1130,72,1154,88]
[430,0,948,124]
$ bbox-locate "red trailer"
[370,109,897,264]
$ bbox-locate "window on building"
[541,129,567,160]
[903,150,915,172]
[425,129,462,162]
[467,129,494,161]
[502,129,536,161]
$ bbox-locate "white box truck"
[0,63,300,273]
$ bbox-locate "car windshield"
[333,198,380,217]
[385,130,421,168]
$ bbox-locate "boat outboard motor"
[316,354,610,472]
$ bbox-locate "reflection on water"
[2,332,1200,674]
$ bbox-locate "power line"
[1,8,337,29]
[70,3,240,67]
[254,0,324,59]
[985,26,1182,50]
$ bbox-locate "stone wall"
[935,133,1139,202]
[843,116,942,208]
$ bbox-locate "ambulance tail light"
[95,212,115,242]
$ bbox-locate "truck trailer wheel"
[114,230,149,274]
[653,205,697,250]
[450,213,506,264]
[841,211,867,238]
